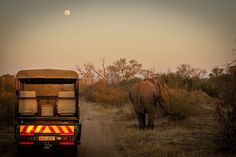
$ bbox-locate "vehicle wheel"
[71,145,78,152]
[69,145,78,156]
[17,145,28,156]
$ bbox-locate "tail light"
[59,142,74,145]
[19,141,34,145]
[62,136,73,141]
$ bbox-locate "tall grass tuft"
[84,80,129,107]
[161,85,201,120]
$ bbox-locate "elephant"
[129,79,165,129]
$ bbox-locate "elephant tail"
[129,89,142,111]
[129,91,133,103]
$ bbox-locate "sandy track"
[78,101,118,157]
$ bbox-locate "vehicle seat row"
[18,91,76,116]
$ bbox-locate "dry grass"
[161,86,203,120]
[0,92,15,126]
[110,113,220,157]
[96,98,223,157]
[0,126,17,157]
[84,80,129,107]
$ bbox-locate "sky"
[0,0,236,75]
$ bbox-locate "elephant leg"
[147,113,155,129]
[137,113,146,129]
[141,113,146,129]
[136,112,143,129]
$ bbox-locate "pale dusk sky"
[0,0,235,75]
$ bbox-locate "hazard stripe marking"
[66,126,73,134]
[61,126,69,134]
[69,126,74,132]
[39,126,46,133]
[52,126,60,133]
[35,125,42,133]
[21,125,28,134]
[26,125,34,133]
[48,126,55,133]
[30,125,38,135]
[20,125,75,135]
[57,126,65,134]
[43,126,51,133]
[20,125,24,132]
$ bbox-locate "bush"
[215,63,236,152]
[161,85,200,120]
[216,103,236,151]
[84,80,129,107]
[157,70,220,98]
[0,93,15,126]
[78,79,89,97]
[0,74,15,126]
[199,82,218,97]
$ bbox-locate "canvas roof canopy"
[16,69,78,79]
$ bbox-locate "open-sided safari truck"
[15,69,81,150]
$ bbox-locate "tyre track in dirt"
[78,101,120,157]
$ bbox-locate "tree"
[76,63,97,85]
[176,64,207,79]
[140,68,155,79]
[93,58,109,81]
[176,64,194,79]
[192,68,207,78]
[209,67,224,78]
[107,58,142,82]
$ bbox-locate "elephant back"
[144,79,162,99]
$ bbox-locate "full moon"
[64,9,71,16]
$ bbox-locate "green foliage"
[215,63,236,152]
[199,82,218,97]
[161,85,201,120]
[84,80,129,107]
[107,58,142,82]
[157,65,219,98]
[0,75,15,126]
[83,78,140,107]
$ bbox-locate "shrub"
[199,82,218,97]
[78,79,89,97]
[161,85,200,120]
[215,63,236,152]
[0,74,15,126]
[84,80,129,107]
[216,103,236,151]
[0,93,15,126]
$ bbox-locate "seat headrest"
[58,91,75,98]
[19,91,36,98]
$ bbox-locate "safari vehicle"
[15,69,81,150]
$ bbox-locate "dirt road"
[78,101,120,157]
[0,101,124,157]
